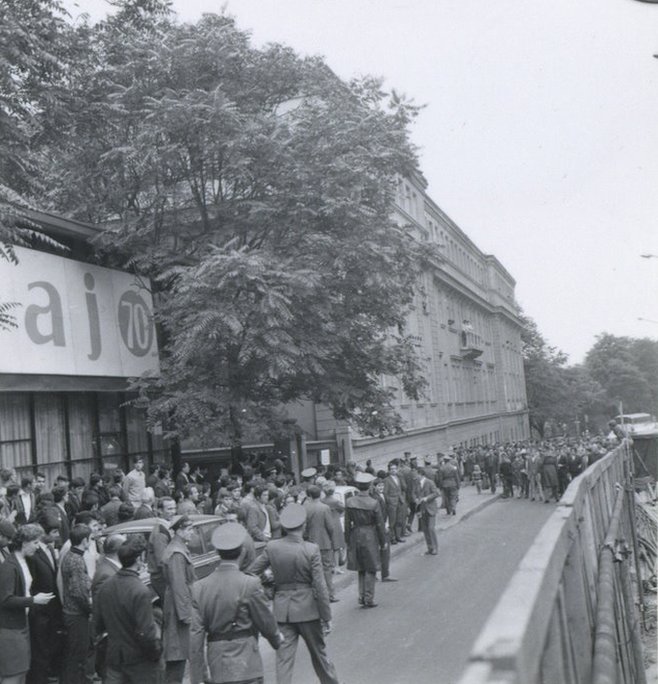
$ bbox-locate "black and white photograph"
[0,0,656,682]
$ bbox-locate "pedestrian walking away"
[416,468,439,555]
[248,503,340,684]
[189,522,283,684]
[344,472,387,608]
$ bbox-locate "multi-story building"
[294,172,529,471]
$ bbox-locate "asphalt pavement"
[259,485,556,684]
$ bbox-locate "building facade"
[0,209,166,486]
[294,173,529,470]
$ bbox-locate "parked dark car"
[99,514,223,581]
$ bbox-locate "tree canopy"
[34,3,429,444]
[585,333,658,416]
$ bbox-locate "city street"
[260,496,555,684]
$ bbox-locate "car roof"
[102,514,221,536]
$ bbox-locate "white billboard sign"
[0,247,160,377]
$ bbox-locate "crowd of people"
[0,432,618,684]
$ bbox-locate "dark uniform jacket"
[94,568,161,666]
[344,492,386,573]
[189,563,281,684]
[248,535,331,623]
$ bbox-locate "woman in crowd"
[0,523,54,684]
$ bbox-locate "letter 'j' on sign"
[0,247,160,378]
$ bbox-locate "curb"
[332,492,502,593]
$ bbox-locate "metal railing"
[458,441,647,684]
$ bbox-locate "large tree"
[0,0,85,328]
[585,333,658,416]
[42,6,430,445]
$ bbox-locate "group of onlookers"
[453,434,613,503]
[0,431,617,684]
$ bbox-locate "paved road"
[260,497,556,684]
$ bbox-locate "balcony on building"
[460,323,483,360]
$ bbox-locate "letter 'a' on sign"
[118,290,154,357]
[0,246,159,378]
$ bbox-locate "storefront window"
[126,404,148,457]
[68,393,96,482]
[34,394,67,483]
[0,393,32,469]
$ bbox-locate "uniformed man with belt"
[189,523,282,684]
[344,471,386,608]
[248,503,340,684]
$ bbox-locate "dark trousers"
[105,661,159,684]
[357,571,376,606]
[319,548,334,600]
[276,621,339,684]
[27,612,64,684]
[406,500,417,530]
[442,486,458,514]
[63,613,91,684]
[165,659,185,683]
[420,511,438,553]
[387,502,404,541]
[379,532,391,579]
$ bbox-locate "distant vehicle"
[614,413,658,438]
[100,514,224,581]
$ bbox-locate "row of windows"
[0,392,167,486]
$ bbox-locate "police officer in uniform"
[344,472,386,608]
[189,522,282,684]
[248,504,339,684]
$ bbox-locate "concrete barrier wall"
[458,442,643,684]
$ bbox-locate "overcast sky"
[65,0,658,363]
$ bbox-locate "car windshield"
[190,522,217,555]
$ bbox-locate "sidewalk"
[332,483,501,592]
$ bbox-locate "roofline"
[17,206,104,241]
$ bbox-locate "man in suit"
[416,468,440,555]
[370,479,397,582]
[174,462,190,495]
[51,486,70,546]
[383,462,406,543]
[92,534,126,602]
[92,533,127,680]
[189,523,282,684]
[27,521,65,684]
[66,477,85,524]
[134,488,156,520]
[249,504,340,684]
[94,537,162,684]
[13,475,37,525]
[402,456,421,534]
[99,486,123,527]
[303,485,338,602]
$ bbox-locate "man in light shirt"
[123,457,146,507]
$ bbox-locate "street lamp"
[640,254,658,259]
